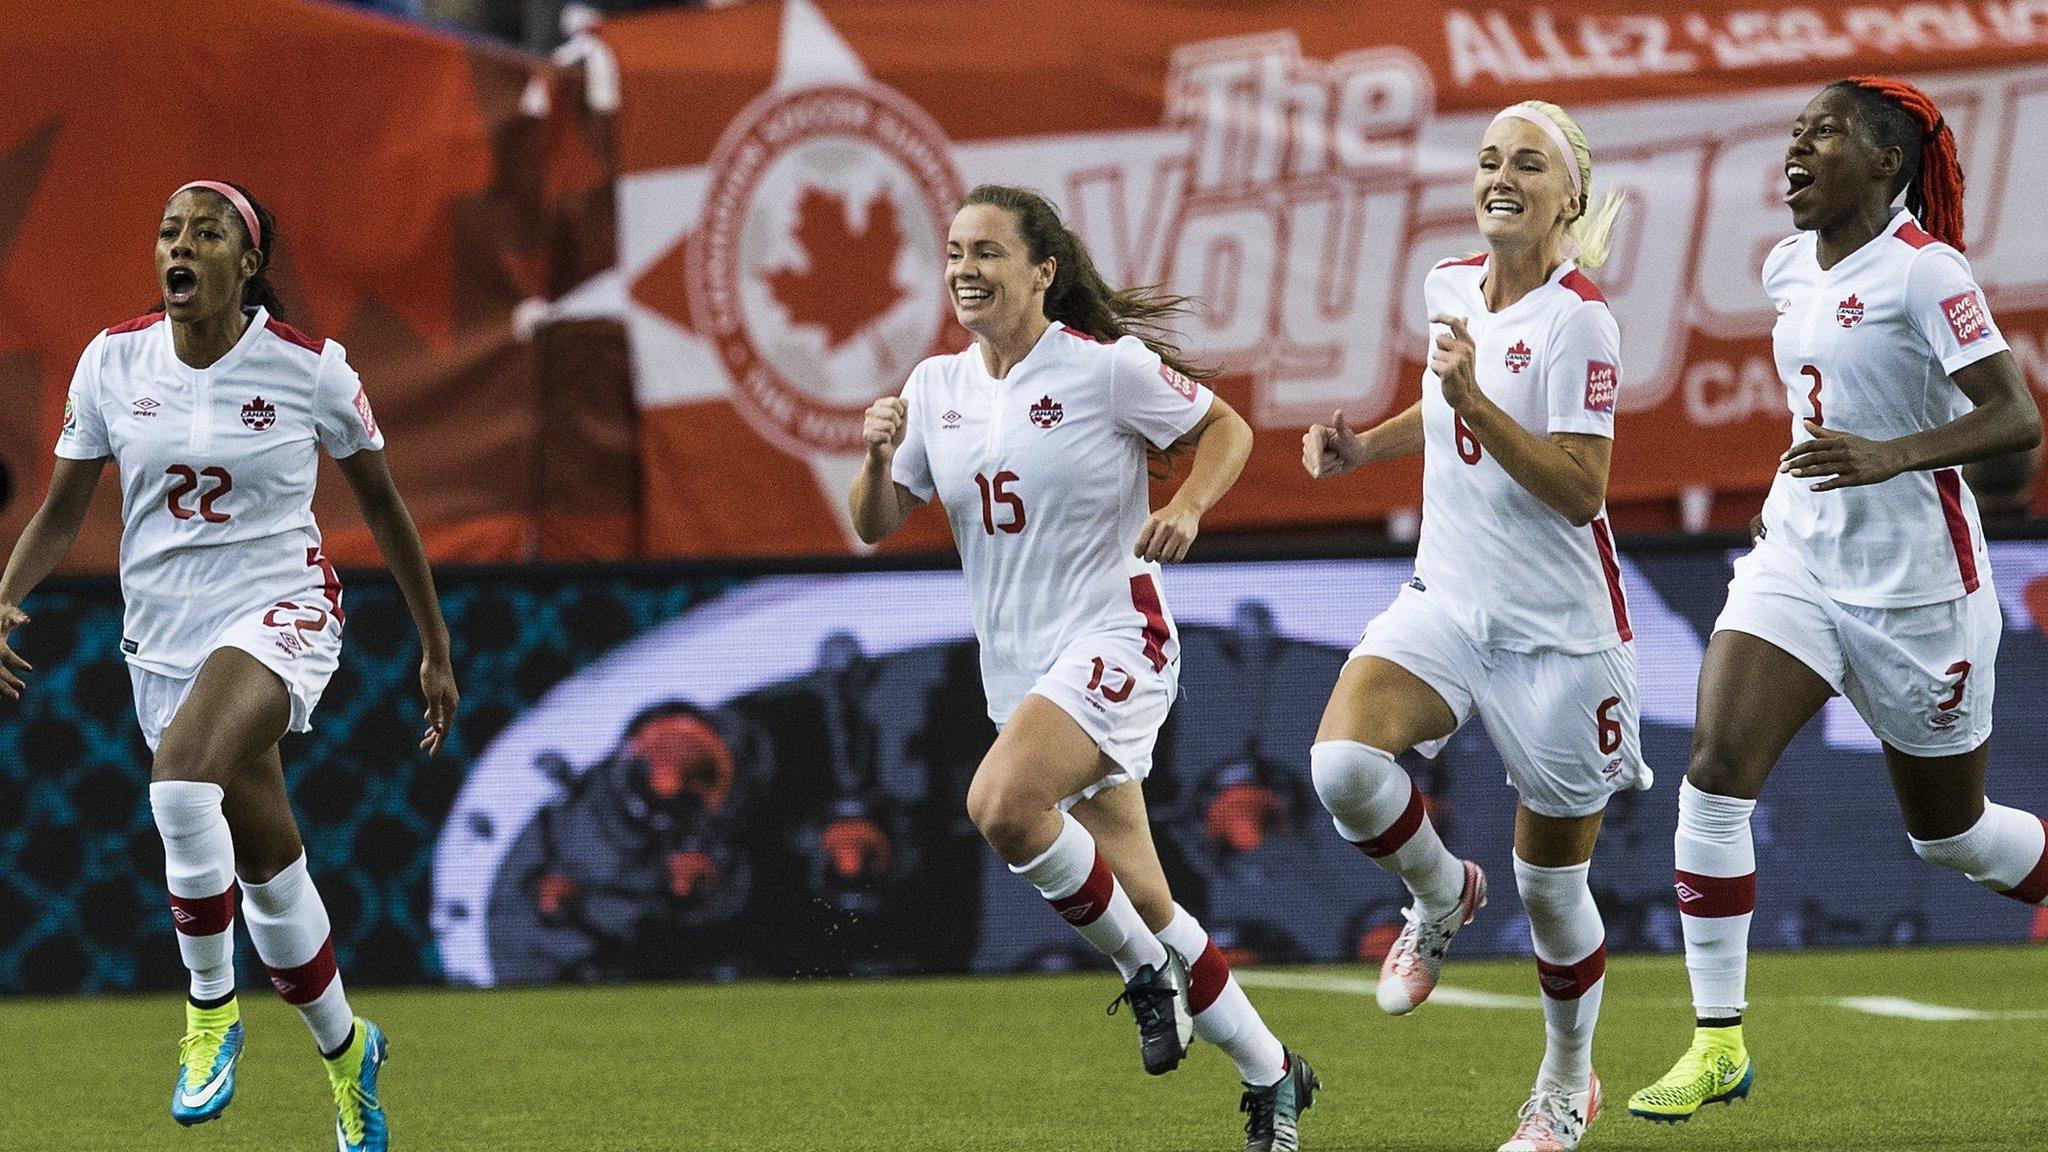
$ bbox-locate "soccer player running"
[0,181,456,1152]
[1303,102,1638,1152]
[852,185,1318,1151]
[1628,77,2042,1122]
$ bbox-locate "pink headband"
[170,181,261,249]
[1489,107,1581,199]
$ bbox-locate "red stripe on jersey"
[1129,574,1171,672]
[1355,782,1427,858]
[1560,269,1606,303]
[1674,869,1756,918]
[1188,940,1230,1014]
[265,935,340,1005]
[264,317,324,354]
[1895,219,1937,249]
[1058,324,1106,344]
[1536,941,1607,1000]
[169,883,237,937]
[1934,468,1980,594]
[107,312,168,335]
[2004,819,2048,905]
[1048,851,1116,927]
[1435,253,1488,270]
[1590,517,1633,642]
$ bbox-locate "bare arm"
[849,396,927,544]
[337,449,458,755]
[1135,394,1254,563]
[1780,350,2041,490]
[1303,402,1422,479]
[0,456,108,698]
[1434,315,1611,526]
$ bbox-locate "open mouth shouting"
[164,264,200,307]
[1785,162,1816,207]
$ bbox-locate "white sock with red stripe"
[1311,740,1465,916]
[240,854,354,1055]
[1011,813,1168,979]
[1911,802,2048,904]
[149,782,239,1003]
[1515,855,1606,1092]
[1674,779,1756,1018]
[1156,904,1287,1086]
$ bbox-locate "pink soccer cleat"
[1500,1074,1600,1151]
[1376,859,1486,1014]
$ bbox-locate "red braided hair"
[1841,75,1966,251]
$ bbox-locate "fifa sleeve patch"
[1941,291,1991,346]
[1159,363,1196,401]
[1584,361,1617,414]
[352,386,381,439]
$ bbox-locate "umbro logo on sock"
[1674,881,1703,904]
[1060,902,1097,923]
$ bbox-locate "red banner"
[0,0,634,569]
[598,0,2048,556]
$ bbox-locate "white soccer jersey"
[1410,255,1631,654]
[1759,210,2006,607]
[891,323,1215,721]
[54,307,384,676]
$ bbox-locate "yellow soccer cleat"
[1627,1026,1752,1123]
[324,1017,390,1152]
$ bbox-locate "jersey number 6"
[165,465,233,523]
[1596,695,1623,756]
[1454,414,1483,464]
[975,470,1026,535]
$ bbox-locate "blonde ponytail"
[1513,100,1625,270]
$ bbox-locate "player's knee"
[1310,740,1399,816]
[1683,739,1756,797]
[965,773,1049,860]
[151,730,222,786]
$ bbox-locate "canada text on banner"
[590,0,2048,557]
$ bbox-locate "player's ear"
[1036,255,1056,294]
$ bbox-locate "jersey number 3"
[165,465,233,523]
[1800,364,1824,426]
[975,470,1026,535]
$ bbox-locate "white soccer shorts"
[1350,585,1651,818]
[1715,537,1998,757]
[128,598,344,752]
[1004,628,1177,811]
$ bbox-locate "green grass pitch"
[3,944,2043,1150]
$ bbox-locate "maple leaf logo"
[1837,294,1865,328]
[765,186,908,351]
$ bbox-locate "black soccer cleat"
[1241,1050,1320,1152]
[1108,946,1194,1075]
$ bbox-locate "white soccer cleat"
[1376,859,1486,1014]
[1499,1075,1600,1152]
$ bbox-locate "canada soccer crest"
[1837,295,1864,328]
[1029,395,1063,428]
[686,79,965,455]
[1505,340,1532,373]
[241,395,277,431]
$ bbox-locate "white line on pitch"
[1236,970,1542,1010]
[1833,996,2048,1022]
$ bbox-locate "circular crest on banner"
[688,82,965,455]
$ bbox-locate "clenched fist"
[863,396,908,461]
[1303,410,1367,479]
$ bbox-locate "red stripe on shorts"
[1129,574,1171,672]
[1048,852,1116,927]
[1934,468,1980,594]
[1188,940,1230,1014]
[1674,869,1756,918]
[2004,819,2048,905]
[266,936,340,1005]
[1355,782,1426,858]
[169,883,238,937]
[1536,940,1607,1000]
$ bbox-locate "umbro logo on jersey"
[1030,395,1064,428]
[1942,291,1991,345]
[132,396,161,418]
[941,409,962,429]
[1837,294,1865,328]
[1505,340,1532,373]
[241,396,277,431]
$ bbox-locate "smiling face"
[945,203,1054,339]
[156,189,259,323]
[1784,86,1901,233]
[1473,115,1579,252]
